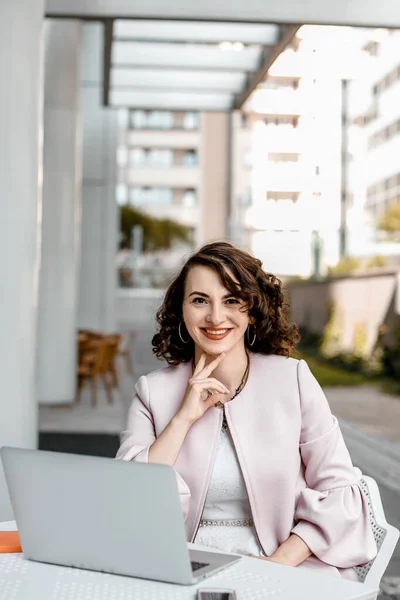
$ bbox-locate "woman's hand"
[176,352,230,426]
[251,534,311,567]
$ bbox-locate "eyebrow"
[188,291,236,299]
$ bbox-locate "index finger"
[193,352,206,376]
[200,352,226,378]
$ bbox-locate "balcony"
[121,129,201,149]
[120,166,200,188]
[247,88,303,116]
[252,162,314,192]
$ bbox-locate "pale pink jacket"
[116,354,377,578]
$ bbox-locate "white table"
[0,521,378,600]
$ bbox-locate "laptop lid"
[1,447,194,584]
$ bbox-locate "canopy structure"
[104,20,299,111]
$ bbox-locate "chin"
[199,341,233,356]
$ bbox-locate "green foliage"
[119,205,191,252]
[366,255,386,269]
[294,351,366,386]
[381,324,400,380]
[378,201,400,240]
[298,301,383,379]
[352,322,367,358]
[320,301,342,358]
[327,256,360,277]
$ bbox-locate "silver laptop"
[1,446,241,585]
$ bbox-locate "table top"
[0,522,378,600]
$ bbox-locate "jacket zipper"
[190,409,223,542]
[224,406,268,557]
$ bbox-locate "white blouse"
[194,422,265,557]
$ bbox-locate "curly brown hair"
[152,241,300,365]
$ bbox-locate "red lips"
[200,328,232,341]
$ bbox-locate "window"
[372,62,400,96]
[129,110,174,130]
[130,187,173,206]
[129,110,198,131]
[268,152,300,163]
[183,150,197,166]
[116,184,128,205]
[183,112,199,130]
[263,77,299,90]
[264,115,299,128]
[266,191,299,202]
[182,188,197,207]
[129,148,173,167]
[363,41,380,57]
[368,117,400,149]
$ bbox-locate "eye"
[191,297,207,304]
[226,298,240,305]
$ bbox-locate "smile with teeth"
[201,328,232,340]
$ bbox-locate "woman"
[116,242,377,580]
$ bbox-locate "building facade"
[347,29,400,255]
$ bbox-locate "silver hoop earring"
[178,321,190,344]
[246,324,256,347]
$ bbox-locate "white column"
[78,23,118,333]
[200,112,230,244]
[0,0,44,520]
[36,20,82,405]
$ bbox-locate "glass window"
[116,184,128,205]
[183,150,197,166]
[129,110,174,130]
[130,110,147,129]
[153,187,173,205]
[129,148,146,165]
[183,112,198,130]
[268,153,300,163]
[147,111,174,130]
[182,188,197,207]
[129,148,173,166]
[150,149,173,166]
[267,191,299,202]
[130,187,173,207]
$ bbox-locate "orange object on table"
[0,531,22,553]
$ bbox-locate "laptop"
[0,446,241,585]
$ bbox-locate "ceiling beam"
[234,24,300,109]
[111,63,256,73]
[44,0,400,29]
[103,19,114,106]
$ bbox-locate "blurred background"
[2,2,400,596]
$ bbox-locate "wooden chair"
[118,330,137,374]
[102,334,122,388]
[77,339,114,406]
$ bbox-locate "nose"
[206,303,225,325]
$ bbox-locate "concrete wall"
[287,271,400,355]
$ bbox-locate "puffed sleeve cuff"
[115,443,191,521]
[291,484,377,568]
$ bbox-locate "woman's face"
[182,265,250,357]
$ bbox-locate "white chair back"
[354,476,399,588]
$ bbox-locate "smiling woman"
[152,241,299,366]
[117,242,377,581]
